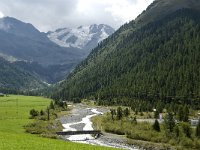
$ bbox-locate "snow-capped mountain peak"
[47,24,115,51]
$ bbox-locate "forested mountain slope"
[136,0,200,26]
[0,58,46,91]
[0,17,83,84]
[53,9,200,103]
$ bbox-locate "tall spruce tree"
[196,120,200,138]
[165,112,175,132]
[153,119,160,132]
[117,107,123,120]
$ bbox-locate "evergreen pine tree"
[177,106,184,121]
[154,110,159,119]
[183,105,189,122]
[110,109,116,121]
[117,107,123,120]
[49,101,55,109]
[40,110,45,116]
[164,112,175,132]
[124,108,130,117]
[196,120,200,138]
[153,119,160,132]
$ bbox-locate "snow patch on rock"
[47,24,114,50]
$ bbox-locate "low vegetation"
[24,100,67,138]
[0,95,116,150]
[93,107,200,150]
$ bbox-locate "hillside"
[136,0,200,26]
[53,8,200,104]
[0,58,46,91]
[0,17,114,84]
[0,17,83,84]
[0,17,82,66]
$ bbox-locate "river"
[59,104,138,150]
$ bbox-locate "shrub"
[40,110,45,116]
[179,137,193,147]
[30,109,39,118]
[180,122,192,138]
[55,100,67,110]
[174,125,180,137]
[194,139,200,149]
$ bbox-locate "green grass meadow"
[0,95,116,150]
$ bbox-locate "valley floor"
[59,103,138,150]
[0,95,116,150]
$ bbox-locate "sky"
[0,0,154,32]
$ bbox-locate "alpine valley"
[1,0,200,150]
[0,17,114,90]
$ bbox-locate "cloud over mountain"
[0,0,153,32]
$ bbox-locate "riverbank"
[92,111,200,150]
[59,103,139,149]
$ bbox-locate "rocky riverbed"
[59,103,139,150]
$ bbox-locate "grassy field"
[0,95,116,150]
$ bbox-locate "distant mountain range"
[0,17,82,66]
[0,17,114,89]
[47,24,115,56]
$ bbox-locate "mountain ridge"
[0,16,115,86]
[53,7,200,102]
[0,16,83,66]
[47,24,115,55]
[136,0,200,26]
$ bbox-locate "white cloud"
[74,0,154,28]
[0,0,154,31]
[0,11,4,18]
[105,0,149,22]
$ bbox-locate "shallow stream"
[61,105,138,150]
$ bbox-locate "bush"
[174,125,180,138]
[179,137,193,147]
[180,122,192,138]
[40,110,45,116]
[104,124,125,135]
[55,100,67,110]
[194,139,200,149]
[30,109,39,118]
[25,120,62,137]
